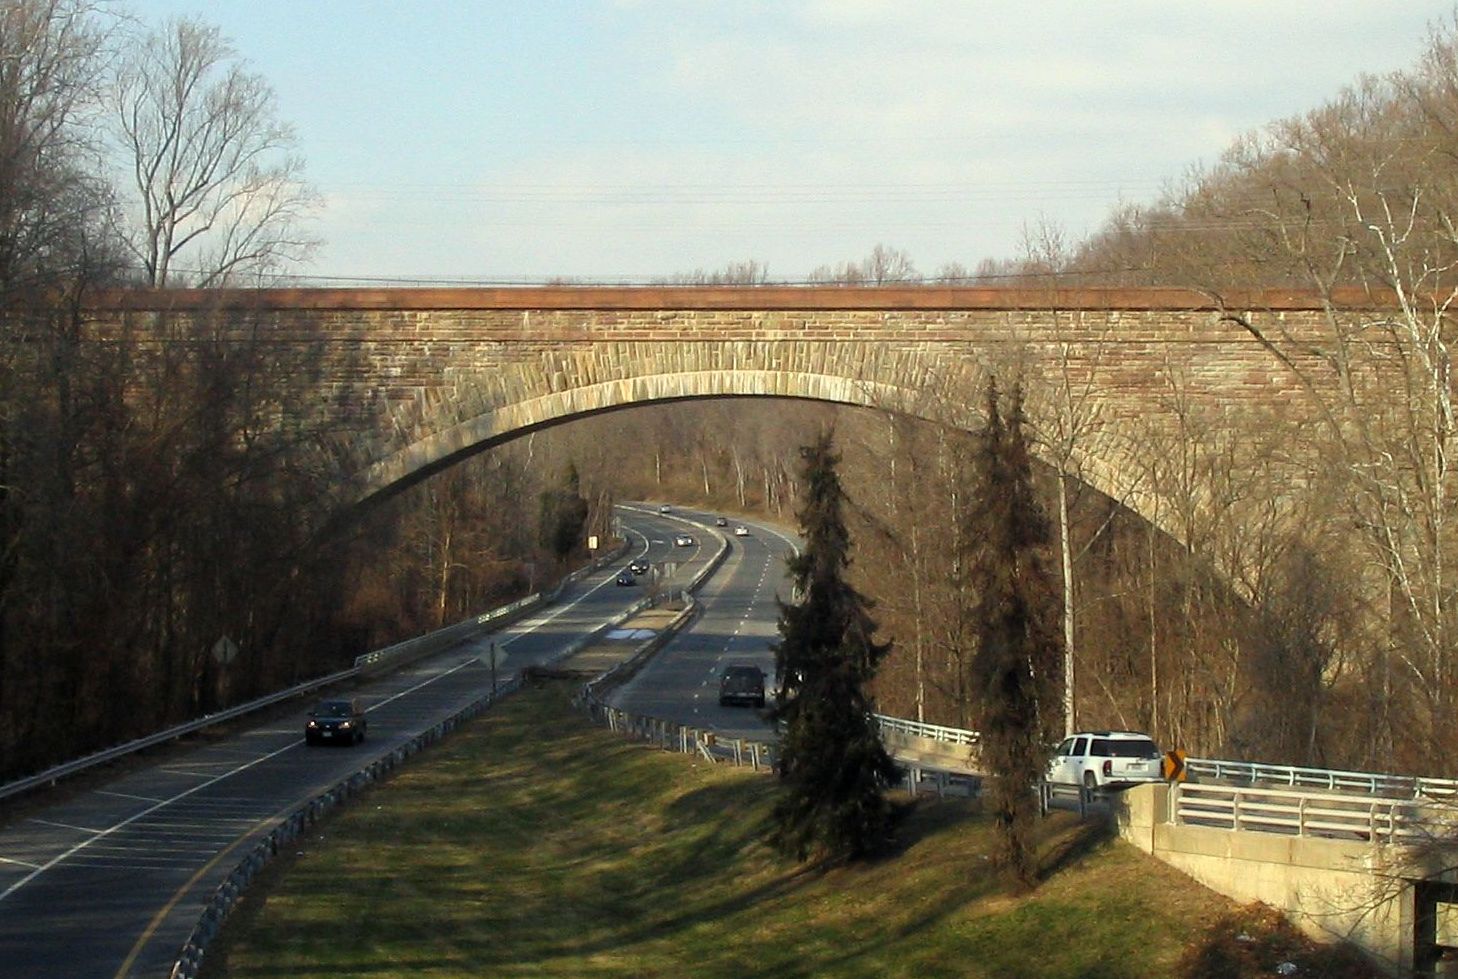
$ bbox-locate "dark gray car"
[305,698,367,745]
[718,665,766,708]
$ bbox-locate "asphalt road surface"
[609,508,799,743]
[0,507,711,979]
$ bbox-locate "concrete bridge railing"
[1117,781,1458,975]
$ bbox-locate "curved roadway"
[609,506,799,743]
[0,507,719,979]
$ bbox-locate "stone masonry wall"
[86,287,1374,549]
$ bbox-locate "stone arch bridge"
[94,286,1365,554]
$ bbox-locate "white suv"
[1047,731,1162,790]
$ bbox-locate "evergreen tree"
[963,380,1064,886]
[538,462,590,565]
[771,429,900,861]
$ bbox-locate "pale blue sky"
[135,1,1458,283]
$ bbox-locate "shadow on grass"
[216,683,1148,979]
[1038,815,1115,883]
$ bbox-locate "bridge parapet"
[81,286,1383,579]
[1117,782,1458,974]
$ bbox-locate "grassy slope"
[204,681,1237,979]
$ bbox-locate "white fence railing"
[1170,782,1455,844]
[868,715,1458,805]
[874,714,979,747]
[1182,758,1458,801]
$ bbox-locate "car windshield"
[1094,738,1158,758]
[316,702,353,718]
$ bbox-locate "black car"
[719,665,766,708]
[616,569,637,586]
[305,698,367,745]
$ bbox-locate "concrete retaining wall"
[1115,783,1458,974]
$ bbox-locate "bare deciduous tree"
[112,16,318,286]
[659,259,771,285]
[0,0,117,296]
[809,243,921,285]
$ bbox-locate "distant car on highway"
[616,569,637,586]
[1047,731,1161,790]
[305,698,367,746]
[715,516,728,527]
[733,525,749,537]
[674,534,695,547]
[628,559,650,576]
[658,504,671,513]
[719,664,767,708]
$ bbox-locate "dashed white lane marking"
[25,818,105,834]
[158,769,215,779]
[98,791,164,803]
[1,653,488,906]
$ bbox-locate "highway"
[0,507,712,979]
[609,507,799,743]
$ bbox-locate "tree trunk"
[1059,469,1075,736]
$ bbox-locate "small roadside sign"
[482,640,506,696]
[211,635,239,666]
[480,641,507,670]
[1163,749,1188,782]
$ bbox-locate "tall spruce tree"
[771,429,900,861]
[964,380,1064,886]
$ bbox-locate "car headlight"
[339,720,352,729]
[307,720,318,729]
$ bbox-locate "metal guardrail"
[1183,758,1458,800]
[0,667,355,805]
[1170,782,1451,844]
[0,545,624,806]
[167,526,675,977]
[353,591,544,675]
[170,673,526,979]
[578,529,978,798]
[586,698,776,771]
[868,715,1458,805]
[875,714,979,746]
[577,519,781,771]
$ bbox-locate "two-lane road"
[609,509,799,743]
[0,509,709,979]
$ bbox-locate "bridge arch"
[359,362,1151,544]
[93,286,1346,580]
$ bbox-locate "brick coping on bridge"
[89,285,1385,313]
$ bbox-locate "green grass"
[204,680,1237,978]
